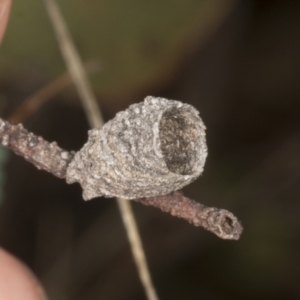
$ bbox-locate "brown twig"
[0,118,74,178]
[136,191,243,240]
[0,118,242,240]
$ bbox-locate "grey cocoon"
[66,96,207,200]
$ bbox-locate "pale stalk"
[42,1,159,299]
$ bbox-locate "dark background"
[0,0,300,299]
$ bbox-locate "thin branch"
[0,118,243,240]
[8,61,101,124]
[136,191,243,240]
[42,1,159,299]
[0,118,74,178]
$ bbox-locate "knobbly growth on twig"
[66,96,207,200]
[0,97,243,240]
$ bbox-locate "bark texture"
[137,191,243,240]
[0,119,74,178]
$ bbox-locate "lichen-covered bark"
[0,119,74,178]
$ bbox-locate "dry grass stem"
[42,1,159,299]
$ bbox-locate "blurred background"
[0,0,299,299]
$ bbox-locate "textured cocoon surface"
[66,96,207,200]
